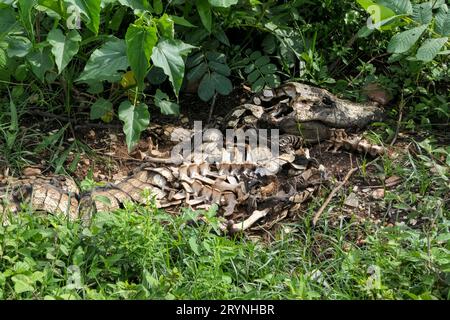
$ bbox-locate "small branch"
[207,93,218,125]
[73,123,122,130]
[390,93,406,146]
[312,167,359,226]
[26,109,69,122]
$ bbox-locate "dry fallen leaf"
[385,175,402,187]
[344,192,359,208]
[372,188,385,200]
[23,167,42,176]
[130,149,146,160]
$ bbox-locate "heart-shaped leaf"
[90,98,113,120]
[154,89,180,115]
[66,0,101,34]
[118,100,150,152]
[387,24,428,54]
[125,23,158,89]
[48,28,81,74]
[26,47,54,82]
[151,38,195,97]
[77,37,129,83]
[196,0,212,32]
[416,37,448,62]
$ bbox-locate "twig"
[390,94,405,146]
[27,109,69,122]
[73,123,122,130]
[312,166,359,226]
[207,93,218,125]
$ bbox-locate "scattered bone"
[344,193,359,208]
[23,167,42,177]
[227,209,270,234]
[371,188,385,200]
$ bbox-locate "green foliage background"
[0,0,448,151]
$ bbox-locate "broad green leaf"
[249,50,262,60]
[147,66,167,85]
[206,51,226,63]
[26,47,54,82]
[356,0,373,10]
[11,275,34,294]
[357,25,374,38]
[252,77,265,92]
[416,37,448,62]
[260,63,277,74]
[255,55,270,67]
[0,7,18,39]
[66,0,101,34]
[186,61,208,81]
[6,36,32,57]
[77,37,129,83]
[154,89,180,115]
[18,0,37,36]
[120,70,137,88]
[118,0,151,11]
[196,0,212,32]
[48,29,81,74]
[208,0,238,8]
[197,71,232,101]
[262,34,276,54]
[108,6,127,31]
[198,73,215,101]
[0,47,7,69]
[387,24,428,54]
[377,0,412,15]
[186,52,204,68]
[211,72,232,95]
[247,69,259,83]
[412,2,433,25]
[118,101,150,152]
[189,236,200,255]
[86,80,104,94]
[208,61,230,76]
[90,98,113,120]
[212,27,230,46]
[157,14,175,39]
[264,73,280,88]
[153,0,163,14]
[37,0,67,18]
[356,0,396,24]
[151,38,195,97]
[435,8,450,36]
[170,15,196,28]
[14,64,28,81]
[125,23,158,89]
[244,62,255,74]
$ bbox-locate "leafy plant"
[0,0,242,151]
[186,51,233,102]
[240,50,280,92]
[357,0,449,63]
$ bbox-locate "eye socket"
[322,95,335,108]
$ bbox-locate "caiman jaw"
[294,99,384,129]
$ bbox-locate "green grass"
[0,199,448,300]
[0,134,449,300]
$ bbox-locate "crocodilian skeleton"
[0,83,385,233]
